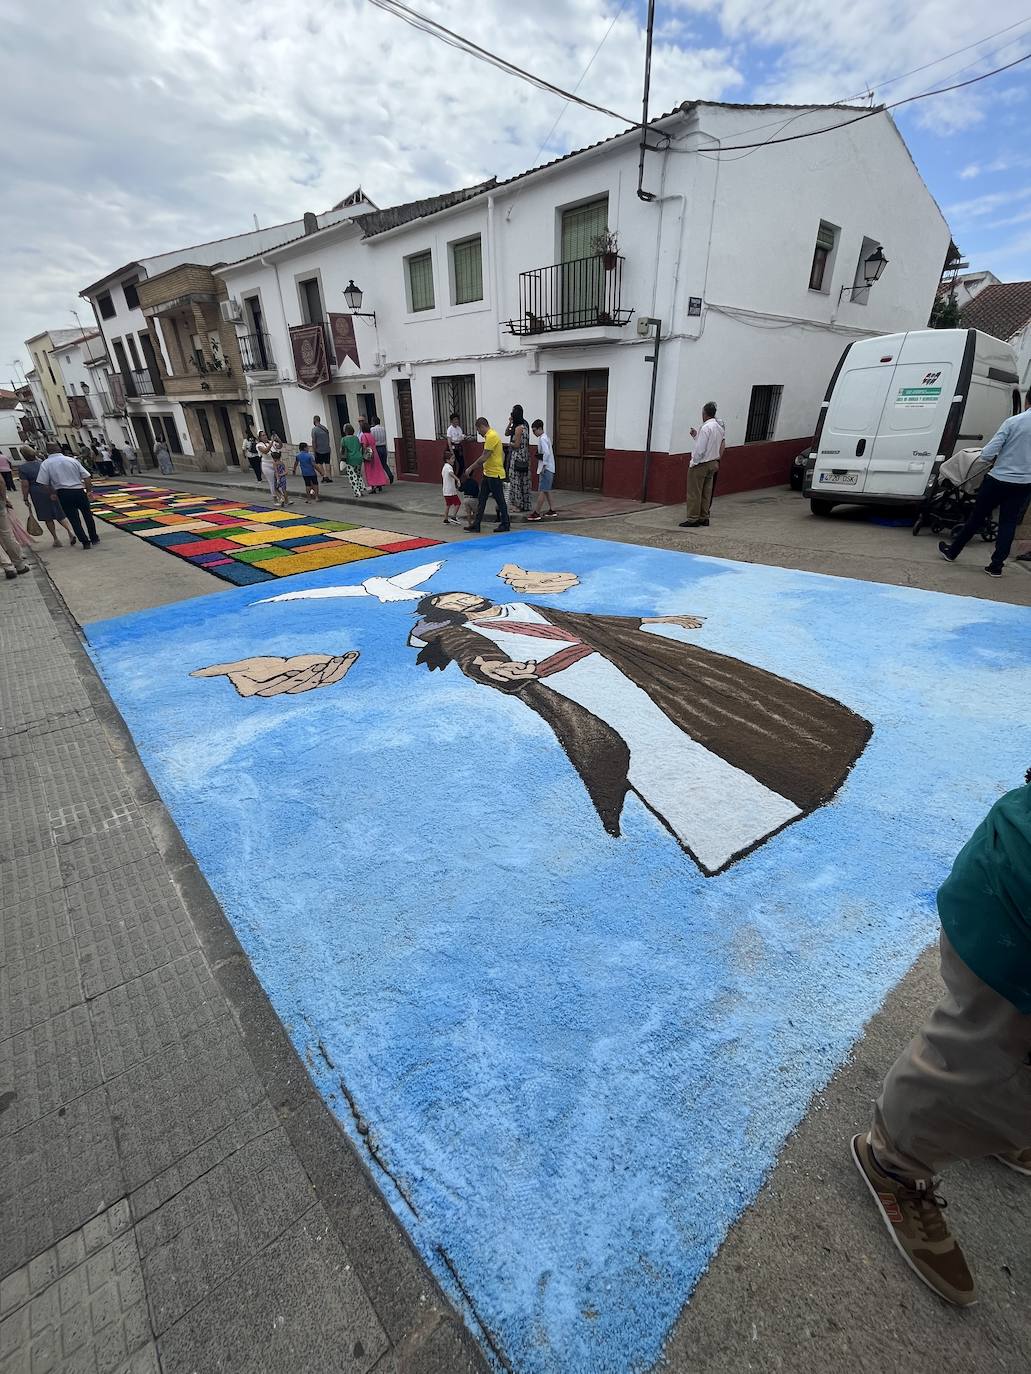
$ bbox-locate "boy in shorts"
[293,442,320,502]
[527,419,556,520]
[441,448,461,524]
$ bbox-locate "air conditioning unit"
[220,297,244,324]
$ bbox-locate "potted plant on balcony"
[591,229,620,272]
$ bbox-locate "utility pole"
[636,0,657,201]
[639,317,662,502]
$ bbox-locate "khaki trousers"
[870,932,1031,1181]
[0,501,28,571]
[685,461,719,521]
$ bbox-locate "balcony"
[505,255,633,340]
[97,389,121,417]
[238,332,275,373]
[129,367,162,398]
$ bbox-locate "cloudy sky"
[1,0,1029,377]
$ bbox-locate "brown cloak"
[412,606,872,866]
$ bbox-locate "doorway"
[332,395,350,446]
[258,398,286,440]
[130,415,154,463]
[395,379,418,474]
[217,406,240,465]
[552,369,608,491]
[357,391,377,426]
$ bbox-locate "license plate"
[819,472,859,486]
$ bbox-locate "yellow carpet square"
[265,545,385,575]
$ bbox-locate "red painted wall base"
[394,435,811,504]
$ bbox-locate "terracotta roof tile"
[961,281,1031,341]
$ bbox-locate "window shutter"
[452,238,483,304]
[561,198,609,262]
[408,252,434,311]
[816,222,836,251]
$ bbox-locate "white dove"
[256,560,445,605]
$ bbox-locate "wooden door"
[218,406,240,465]
[395,379,418,474]
[552,369,608,491]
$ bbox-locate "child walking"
[527,419,557,520]
[441,448,461,525]
[292,442,320,502]
[460,470,480,529]
[273,446,289,507]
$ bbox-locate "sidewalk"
[0,565,486,1374]
[131,464,657,523]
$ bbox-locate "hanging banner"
[328,313,360,369]
[289,323,331,390]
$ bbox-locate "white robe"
[418,603,801,874]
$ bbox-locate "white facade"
[80,202,374,464]
[216,102,949,500]
[948,271,1000,308]
[49,332,124,448]
[0,404,26,456]
[23,370,54,439]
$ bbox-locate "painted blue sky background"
[87,534,1031,1373]
[5,0,1031,373]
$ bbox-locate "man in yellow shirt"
[466,416,511,533]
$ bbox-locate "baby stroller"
[911,448,998,542]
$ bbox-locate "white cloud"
[0,0,742,371]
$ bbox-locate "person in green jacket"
[852,773,1031,1308]
[339,424,367,499]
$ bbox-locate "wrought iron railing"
[506,254,632,336]
[238,331,275,372]
[129,367,159,398]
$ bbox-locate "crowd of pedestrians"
[0,440,103,577]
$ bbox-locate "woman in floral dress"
[505,404,532,513]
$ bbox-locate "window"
[744,385,783,443]
[197,408,215,452]
[432,375,476,436]
[405,251,435,312]
[449,236,483,305]
[126,335,142,370]
[561,197,609,262]
[809,221,837,292]
[299,278,324,324]
[258,398,286,439]
[97,291,115,320]
[122,279,140,310]
[45,353,57,384]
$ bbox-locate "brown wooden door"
[552,369,608,491]
[395,379,418,474]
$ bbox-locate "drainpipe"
[639,317,662,502]
[637,0,657,202]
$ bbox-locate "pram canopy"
[938,447,992,492]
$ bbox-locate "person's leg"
[942,475,1002,559]
[3,472,14,492]
[986,481,1031,572]
[44,518,61,547]
[491,476,510,531]
[57,490,89,547]
[870,932,1031,1180]
[0,502,28,570]
[74,489,99,543]
[469,480,490,531]
[683,464,704,522]
[700,465,717,522]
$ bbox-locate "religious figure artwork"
[194,562,872,875]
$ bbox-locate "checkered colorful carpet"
[88,483,441,586]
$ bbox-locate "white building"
[945,270,1001,310]
[78,192,376,468]
[48,330,129,452]
[23,369,54,440]
[213,100,949,503]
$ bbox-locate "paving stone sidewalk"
[0,566,486,1374]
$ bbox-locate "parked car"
[803,328,1020,516]
[790,447,812,490]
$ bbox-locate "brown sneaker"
[851,1133,976,1307]
[996,1147,1031,1176]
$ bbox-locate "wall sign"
[289,324,330,390]
[688,297,702,317]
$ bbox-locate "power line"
[367,0,636,125]
[708,50,1031,153]
[841,14,1031,102]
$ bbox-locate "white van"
[803,328,1020,515]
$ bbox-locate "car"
[790,447,812,491]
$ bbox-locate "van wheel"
[810,499,835,517]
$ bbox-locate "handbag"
[25,511,43,537]
[513,455,530,473]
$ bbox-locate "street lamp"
[343,280,376,322]
[839,246,889,302]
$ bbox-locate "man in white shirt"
[38,444,99,549]
[527,419,557,520]
[680,401,726,529]
[940,390,1031,577]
